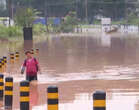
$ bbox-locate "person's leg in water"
[26,75,31,82]
[26,74,38,82]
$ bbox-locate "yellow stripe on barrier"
[5,82,13,87]
[5,91,13,95]
[20,97,29,102]
[0,86,3,90]
[47,93,58,99]
[0,79,3,82]
[93,100,106,107]
[20,87,29,92]
[48,104,58,110]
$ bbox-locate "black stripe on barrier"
[93,95,105,100]
[93,93,106,100]
[0,74,3,78]
[20,81,29,86]
[94,107,105,110]
[5,77,13,82]
[5,87,13,91]
[48,99,58,104]
[47,88,58,93]
[20,102,29,110]
[0,83,3,86]
[5,95,12,106]
[0,91,3,98]
[20,92,29,96]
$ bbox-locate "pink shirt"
[23,58,38,76]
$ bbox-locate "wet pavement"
[1,33,139,110]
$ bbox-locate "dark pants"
[26,74,37,82]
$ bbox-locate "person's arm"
[21,60,26,74]
[35,59,41,73]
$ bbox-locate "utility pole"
[44,0,49,32]
[76,0,78,18]
[8,0,11,26]
[8,0,13,27]
[85,0,88,23]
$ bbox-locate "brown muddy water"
[1,33,139,110]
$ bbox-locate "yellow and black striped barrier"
[0,59,2,73]
[1,58,4,73]
[15,52,20,61]
[3,56,7,72]
[20,80,30,110]
[3,56,7,66]
[47,86,59,110]
[31,49,34,55]
[93,91,106,110]
[0,74,4,100]
[36,49,39,55]
[4,77,13,109]
[10,53,14,63]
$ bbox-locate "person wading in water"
[21,51,41,82]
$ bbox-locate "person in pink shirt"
[21,51,40,82]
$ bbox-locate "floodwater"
[1,33,139,110]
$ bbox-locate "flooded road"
[1,33,139,110]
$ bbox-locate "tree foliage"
[14,8,40,27]
[1,0,138,22]
[60,11,79,32]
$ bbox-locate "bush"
[93,20,101,25]
[60,24,74,33]
[8,26,22,37]
[0,25,22,38]
[59,11,79,33]
[126,13,139,25]
[33,24,47,35]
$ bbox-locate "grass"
[0,24,48,41]
[0,25,22,38]
[80,24,101,29]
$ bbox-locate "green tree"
[14,8,40,27]
[60,11,79,32]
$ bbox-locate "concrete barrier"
[4,77,13,109]
[93,91,106,110]
[20,80,30,110]
[47,86,59,110]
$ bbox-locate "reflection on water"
[1,34,139,110]
[29,88,139,110]
[24,40,33,51]
[30,83,39,110]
